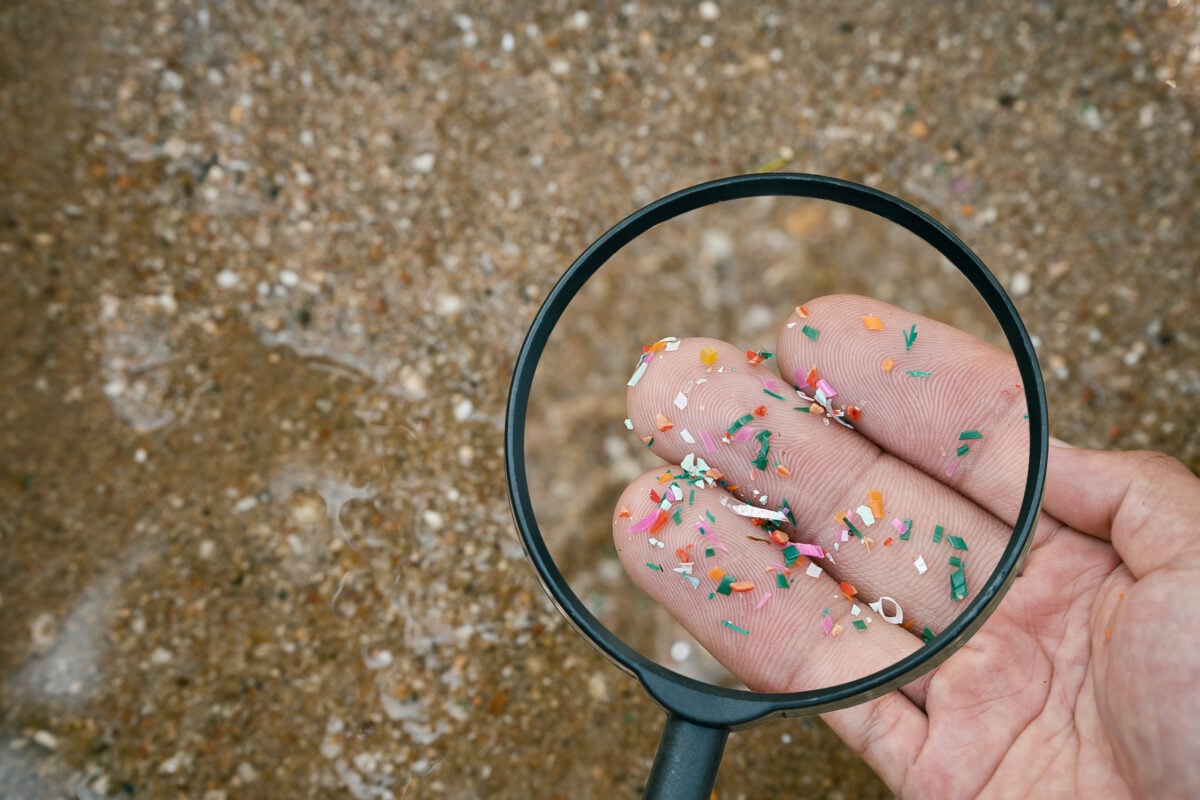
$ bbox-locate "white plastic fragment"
[805,561,823,578]
[914,555,928,575]
[680,428,696,444]
[869,596,904,625]
[719,495,788,521]
[674,391,688,410]
[856,504,876,526]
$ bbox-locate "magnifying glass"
[505,173,1047,798]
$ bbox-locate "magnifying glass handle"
[643,714,729,799]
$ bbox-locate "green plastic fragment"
[956,443,971,457]
[793,406,810,412]
[705,510,716,522]
[645,562,662,572]
[949,555,963,567]
[903,323,918,351]
[646,437,655,447]
[762,388,786,401]
[782,544,800,566]
[933,524,944,543]
[671,507,683,525]
[781,500,796,526]
[852,619,868,631]
[716,575,736,595]
[950,566,969,601]
[900,518,912,541]
[846,519,864,540]
[722,620,750,635]
[958,430,983,440]
[906,370,932,377]
[705,547,715,558]
[922,626,936,643]
[775,572,789,589]
[755,350,774,361]
[707,592,715,600]
[688,489,695,505]
[751,430,772,470]
[947,535,969,551]
[801,325,820,341]
[726,413,754,435]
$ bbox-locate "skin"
[613,295,1200,799]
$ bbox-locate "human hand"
[612,295,1200,799]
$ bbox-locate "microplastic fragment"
[705,510,716,522]
[914,555,928,574]
[850,604,861,617]
[946,461,958,478]
[644,437,654,448]
[671,507,683,525]
[949,555,962,568]
[852,619,868,631]
[950,566,969,601]
[904,324,918,351]
[645,562,662,571]
[774,464,791,477]
[881,357,895,373]
[722,620,750,635]
[664,338,681,351]
[628,510,660,533]
[763,388,786,401]
[732,426,754,443]
[755,593,772,610]
[870,596,904,624]
[868,490,884,520]
[795,542,825,559]
[730,581,755,593]
[806,562,823,578]
[805,367,819,387]
[821,615,834,635]
[751,430,772,470]
[900,518,912,541]
[839,581,857,598]
[959,430,983,440]
[795,305,809,318]
[721,497,788,521]
[855,505,876,526]
[922,626,936,643]
[906,370,932,377]
[956,443,970,457]
[861,315,884,331]
[704,547,715,557]
[947,535,969,551]
[707,567,724,581]
[700,430,718,453]
[933,524,944,543]
[699,345,718,365]
[891,518,908,535]
[656,413,674,432]
[775,572,790,589]
[782,544,800,566]
[624,418,633,430]
[802,325,820,341]
[680,428,696,445]
[726,414,754,435]
[674,392,688,410]
[716,575,736,595]
[816,378,836,398]
[627,360,649,387]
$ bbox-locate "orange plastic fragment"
[883,537,894,547]
[618,507,631,518]
[805,367,819,387]
[657,471,673,483]
[881,357,895,373]
[861,315,885,331]
[770,530,789,545]
[834,510,848,525]
[708,567,725,581]
[868,490,884,520]
[655,413,674,432]
[746,350,765,364]
[729,581,755,593]
[675,548,691,562]
[648,510,670,534]
[649,489,661,503]
[839,580,857,598]
[846,405,863,422]
[795,305,809,319]
[699,345,718,365]
[644,340,667,353]
[809,403,823,414]
[752,405,768,417]
[1105,627,1112,641]
[775,464,791,477]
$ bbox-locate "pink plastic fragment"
[628,510,660,533]
[733,426,755,443]
[755,592,772,610]
[816,378,836,398]
[946,460,958,478]
[839,529,850,542]
[822,615,834,635]
[891,518,909,535]
[795,542,825,558]
[700,430,718,453]
[762,377,781,392]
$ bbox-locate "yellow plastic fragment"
[881,357,895,373]
[861,315,885,331]
[699,345,718,366]
[868,490,884,520]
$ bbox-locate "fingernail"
[1048,436,1075,448]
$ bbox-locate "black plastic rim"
[504,173,1048,729]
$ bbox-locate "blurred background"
[1,2,1197,798]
